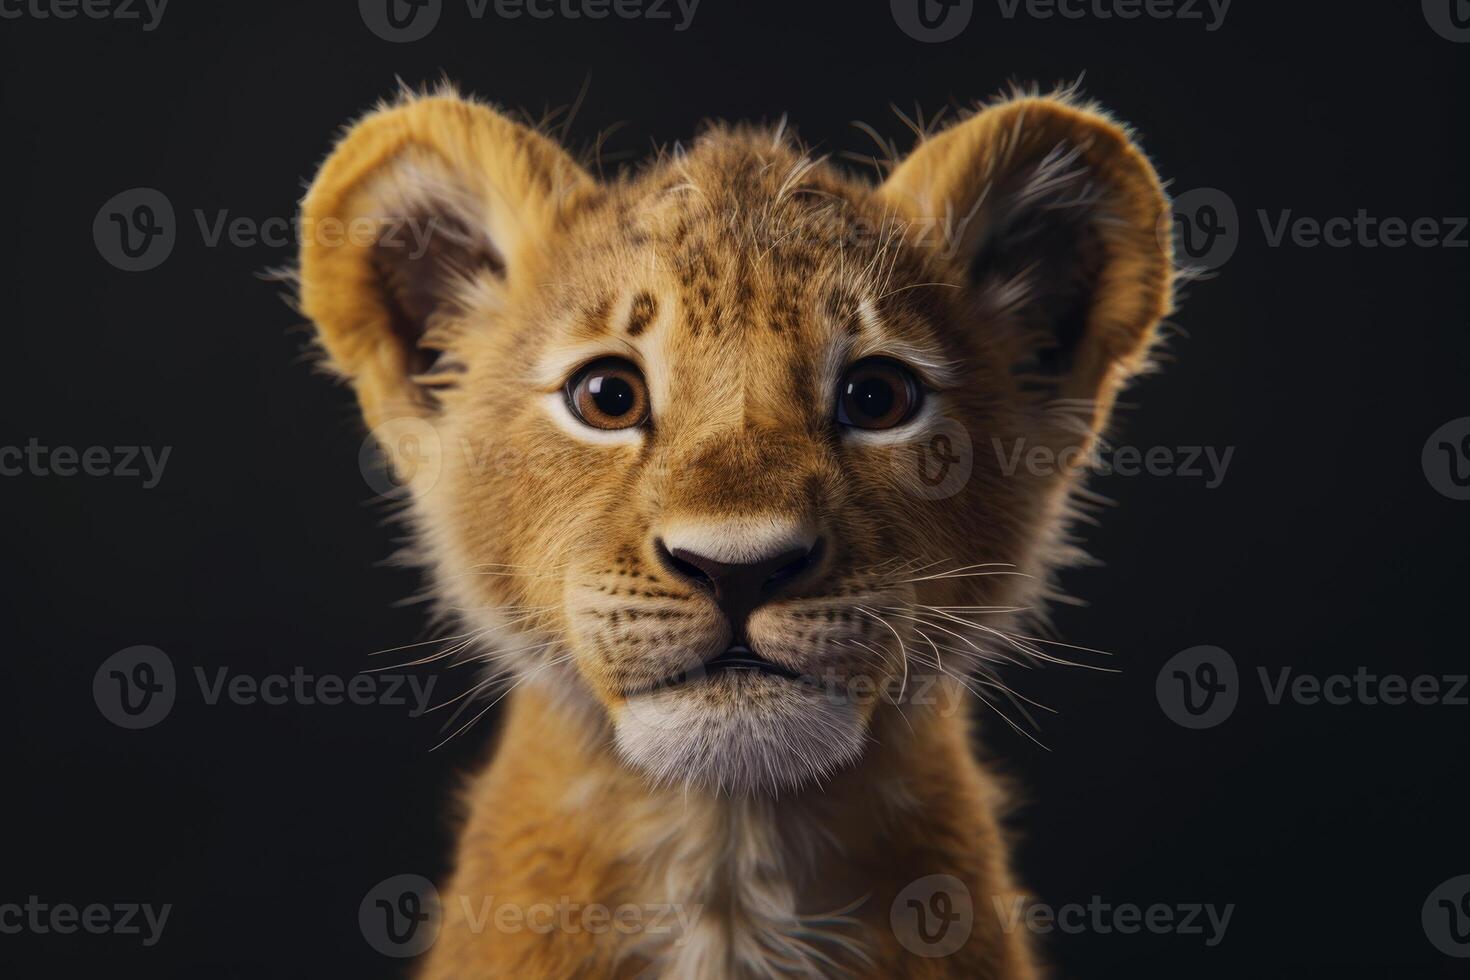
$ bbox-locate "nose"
[655,535,824,638]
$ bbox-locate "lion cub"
[296,85,1174,977]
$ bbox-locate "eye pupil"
[589,375,635,417]
[836,358,920,430]
[847,377,895,421]
[567,358,649,431]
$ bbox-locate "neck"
[423,680,1037,978]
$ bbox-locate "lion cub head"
[296,87,1173,796]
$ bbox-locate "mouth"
[630,644,803,696]
[703,645,802,681]
[612,641,867,795]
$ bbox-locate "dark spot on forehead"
[735,277,753,307]
[626,291,658,336]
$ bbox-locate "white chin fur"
[613,673,867,797]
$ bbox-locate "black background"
[3,1,1467,977]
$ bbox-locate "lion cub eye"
[565,358,650,430]
[836,358,922,430]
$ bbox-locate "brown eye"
[836,358,921,430]
[566,358,650,430]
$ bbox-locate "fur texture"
[295,83,1175,977]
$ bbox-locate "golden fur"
[295,83,1174,977]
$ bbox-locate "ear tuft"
[297,90,593,427]
[878,91,1175,434]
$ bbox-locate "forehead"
[540,134,959,400]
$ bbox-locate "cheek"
[445,401,635,533]
[564,611,723,708]
[747,607,876,673]
[560,559,728,702]
[815,445,922,562]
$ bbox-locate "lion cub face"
[298,90,1173,795]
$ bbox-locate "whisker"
[429,651,577,750]
[905,651,1049,751]
[362,630,490,672]
[366,629,478,658]
[853,606,909,703]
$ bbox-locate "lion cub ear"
[877,94,1174,437]
[297,91,593,428]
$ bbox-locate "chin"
[613,671,869,797]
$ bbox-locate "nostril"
[655,538,716,589]
[654,534,825,631]
[762,537,824,593]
